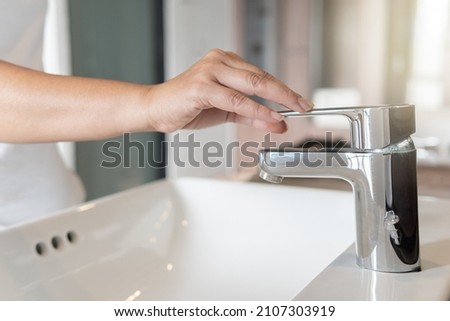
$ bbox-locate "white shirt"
[0,0,85,227]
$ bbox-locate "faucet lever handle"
[279,104,415,150]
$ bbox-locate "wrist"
[113,83,156,135]
[138,83,180,133]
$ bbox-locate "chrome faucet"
[259,104,420,273]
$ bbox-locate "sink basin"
[0,178,355,300]
[3,177,449,301]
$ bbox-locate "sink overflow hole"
[51,236,64,250]
[35,242,47,256]
[66,231,77,243]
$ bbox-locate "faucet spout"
[259,107,421,273]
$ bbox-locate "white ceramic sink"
[0,178,355,300]
[3,178,450,301]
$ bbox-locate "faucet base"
[357,258,421,273]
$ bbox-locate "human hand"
[144,49,313,133]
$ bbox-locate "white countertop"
[294,196,450,300]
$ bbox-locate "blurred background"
[44,0,450,200]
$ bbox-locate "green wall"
[69,0,165,200]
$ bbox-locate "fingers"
[213,64,313,112]
[207,49,314,112]
[229,113,287,133]
[202,50,313,112]
[183,108,287,133]
[217,50,264,74]
[199,84,284,124]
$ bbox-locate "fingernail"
[298,97,314,111]
[271,111,284,122]
[254,119,287,133]
[276,121,288,133]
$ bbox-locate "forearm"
[0,60,150,143]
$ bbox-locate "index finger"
[213,64,314,112]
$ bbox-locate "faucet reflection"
[259,105,420,273]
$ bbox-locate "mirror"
[319,0,449,111]
[242,0,450,165]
